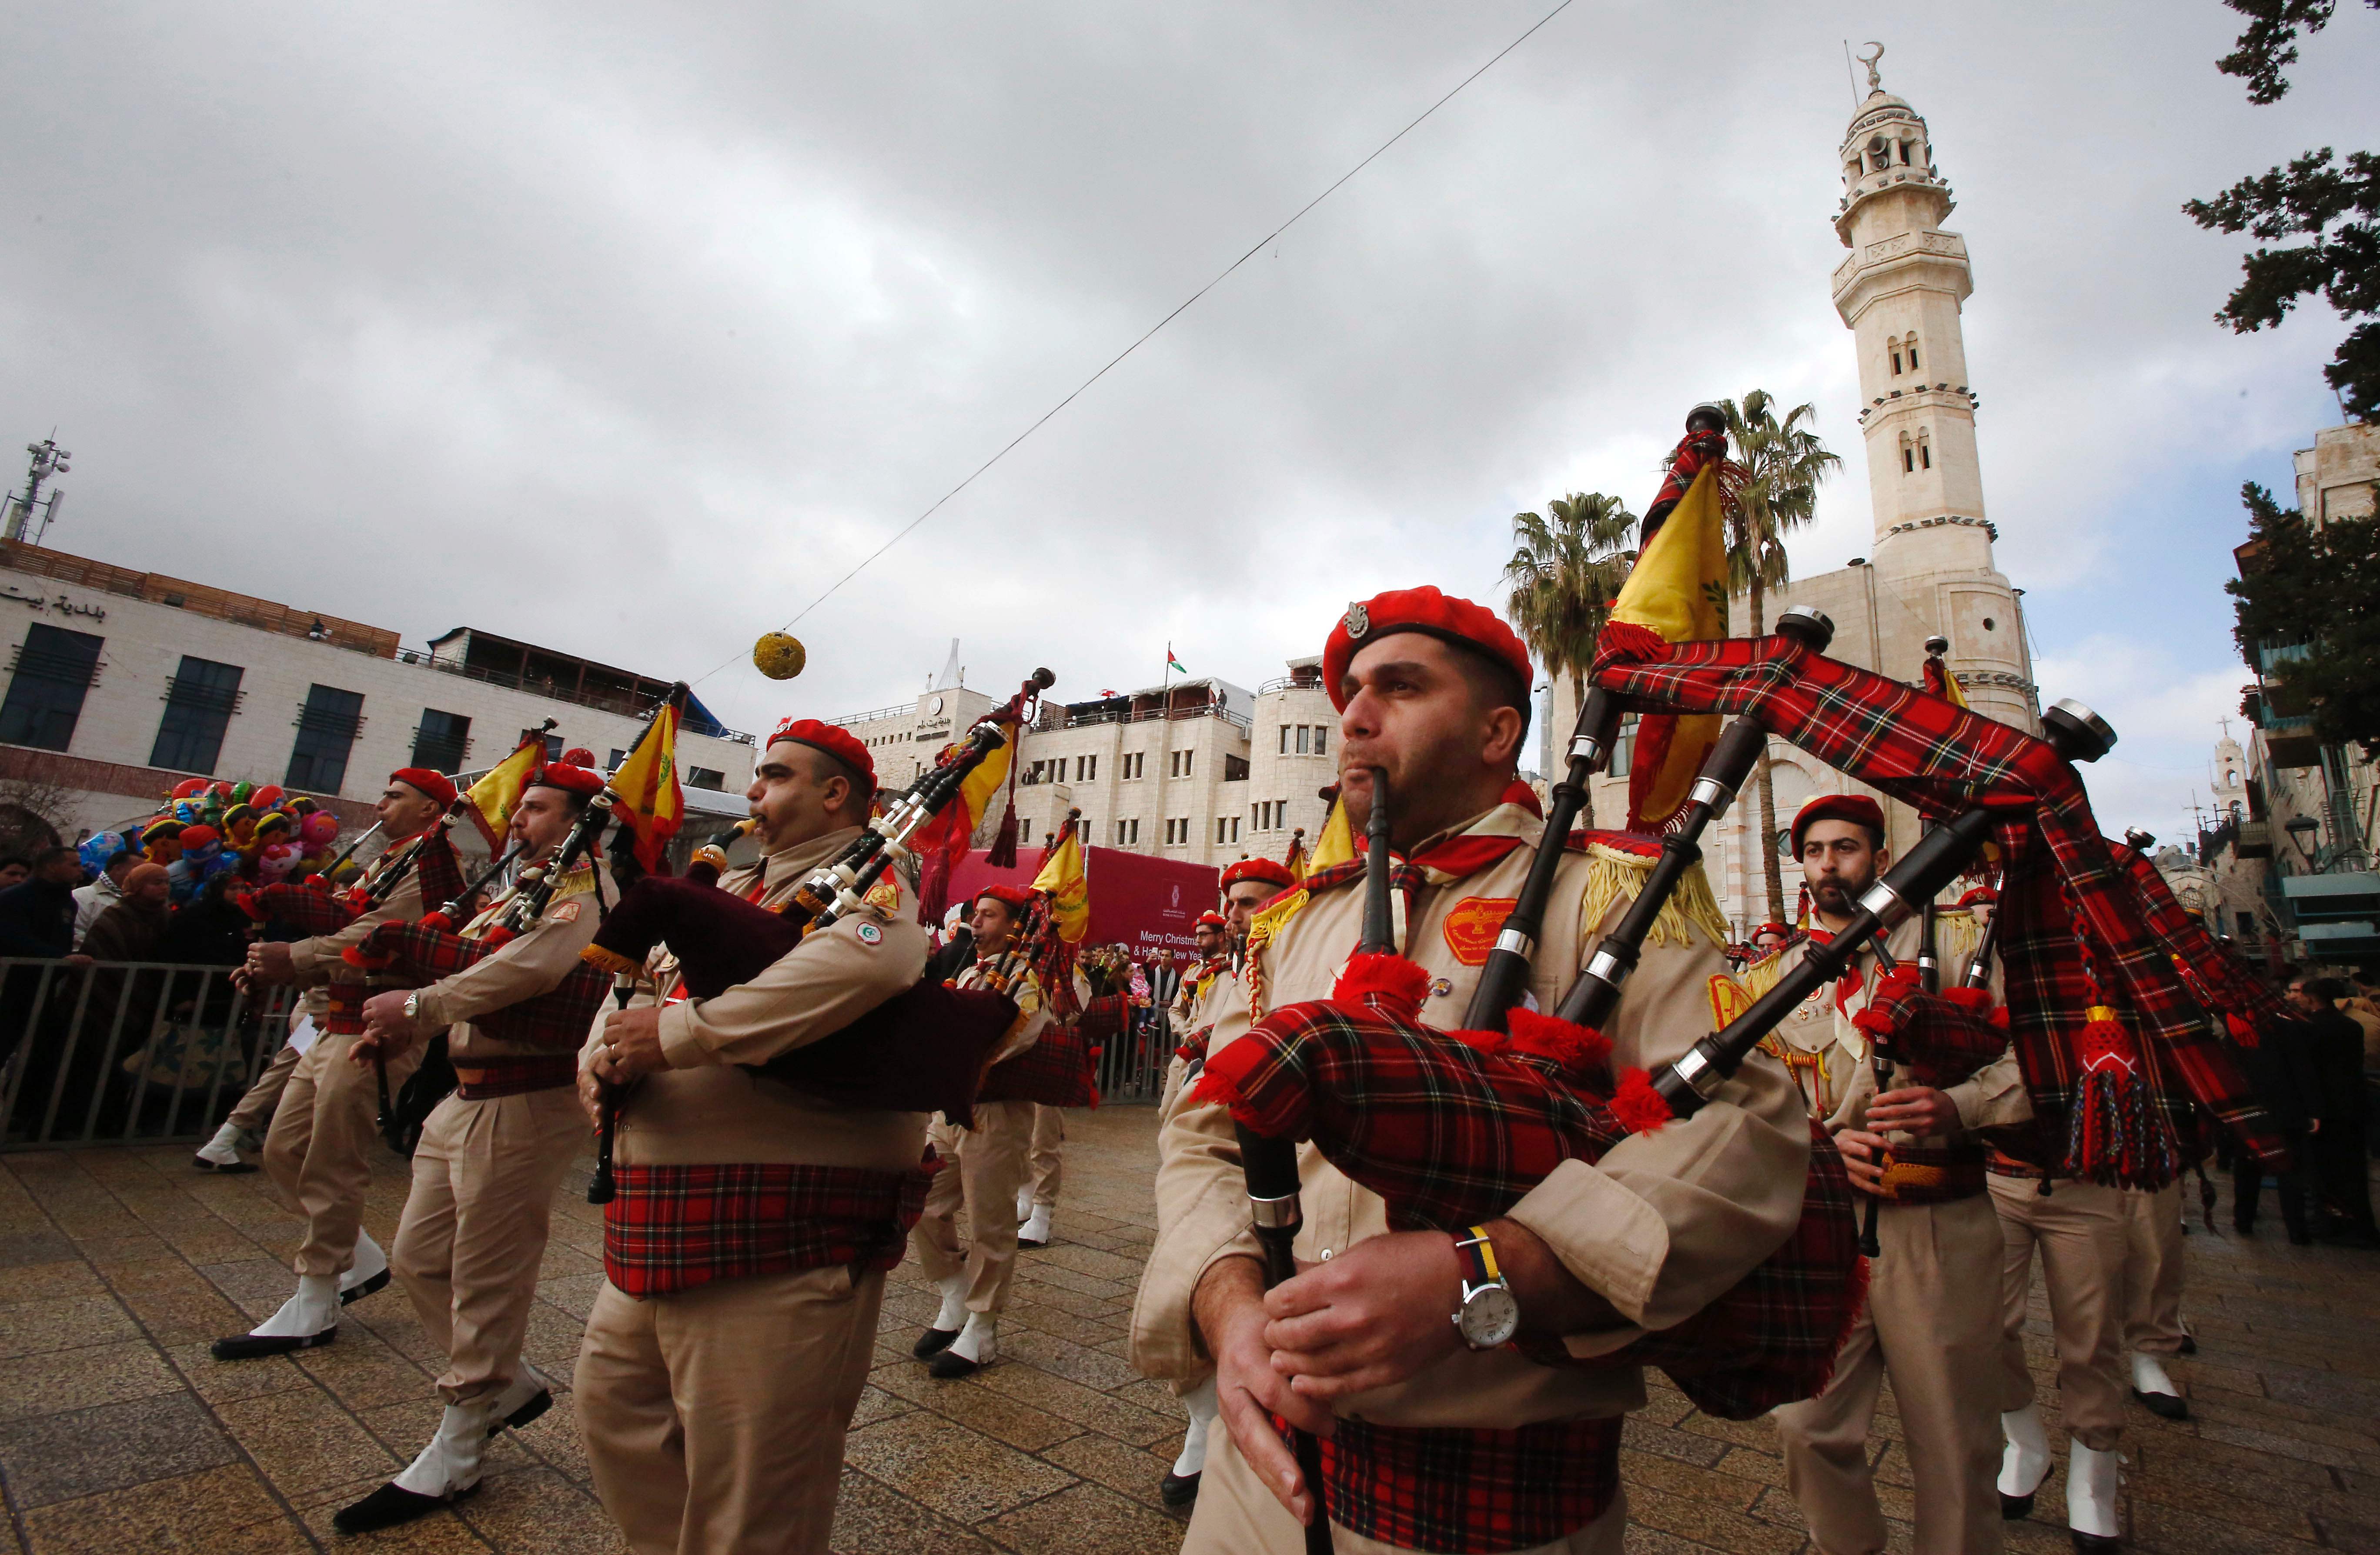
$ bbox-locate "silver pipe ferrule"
[1568,734,1605,765]
[1494,928,1536,959]
[1585,948,1631,987]
[1671,1044,1721,1096]
[1858,880,1911,927]
[1688,775,1732,819]
[1249,1194,1302,1231]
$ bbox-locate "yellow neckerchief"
[461,862,597,941]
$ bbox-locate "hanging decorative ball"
[753,633,807,680]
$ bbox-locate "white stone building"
[0,537,755,850]
[1554,63,2039,937]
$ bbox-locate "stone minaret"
[1829,49,2034,728]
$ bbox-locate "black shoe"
[1160,1470,1201,1508]
[340,1269,390,1305]
[2001,1492,2035,1521]
[1017,1234,1049,1251]
[500,1388,552,1432]
[2133,1386,2189,1421]
[210,1327,336,1361]
[2179,1335,2198,1357]
[191,1155,257,1175]
[928,1348,985,1379]
[2072,1532,2119,1555]
[332,1479,481,1534]
[912,1326,960,1360]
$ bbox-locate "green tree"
[1716,391,1840,928]
[2184,0,2380,419]
[1504,492,1638,829]
[2227,480,2380,757]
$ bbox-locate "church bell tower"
[1829,47,2033,728]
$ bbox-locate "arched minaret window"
[1898,140,1912,165]
[1889,334,1903,376]
[1899,431,1914,475]
[1917,427,1932,470]
[1907,334,1920,371]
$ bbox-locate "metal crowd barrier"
[0,958,296,1151]
[1093,1008,1170,1105]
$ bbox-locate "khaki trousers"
[226,1037,304,1134]
[2121,1182,2188,1355]
[391,1087,587,1404]
[1990,1173,2127,1451]
[262,1030,422,1279]
[911,1099,1034,1316]
[1027,1103,1064,1208]
[576,1264,883,1555]
[1772,1193,2005,1555]
[1181,1410,1626,1555]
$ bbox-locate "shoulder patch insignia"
[863,878,901,912]
[547,901,582,925]
[855,921,883,946]
[1707,972,1753,1029]
[1441,896,1518,967]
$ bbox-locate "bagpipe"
[578,670,1058,1204]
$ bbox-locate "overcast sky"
[3,1,2374,841]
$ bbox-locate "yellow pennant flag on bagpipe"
[1304,791,1357,874]
[1608,460,1729,831]
[1030,818,1090,944]
[461,728,550,851]
[609,693,685,872]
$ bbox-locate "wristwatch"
[1451,1225,1521,1351]
[401,991,421,1024]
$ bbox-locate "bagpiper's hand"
[592,1006,667,1082]
[247,941,297,985]
[1833,1127,1889,1195]
[1865,1085,1959,1138]
[1264,1229,1465,1403]
[577,1064,609,1129]
[1194,1256,1329,1526]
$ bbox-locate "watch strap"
[1454,1225,1502,1293]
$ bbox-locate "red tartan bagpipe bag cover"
[1193,951,1866,1421]
[1587,628,2288,1183]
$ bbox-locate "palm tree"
[1503,492,1638,829]
[1717,390,1841,926]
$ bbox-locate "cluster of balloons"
[90,779,349,906]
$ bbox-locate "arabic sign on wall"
[0,584,106,624]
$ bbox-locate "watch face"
[1458,1284,1521,1350]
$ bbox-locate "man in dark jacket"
[2287,976,2378,1247]
[2230,992,2328,1243]
[0,847,88,959]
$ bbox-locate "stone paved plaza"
[0,1105,2376,1554]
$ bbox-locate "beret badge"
[1343,601,1370,639]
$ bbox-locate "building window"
[1890,337,1902,375]
[687,767,725,791]
[151,655,245,774]
[0,624,104,752]
[1224,753,1249,781]
[1610,715,1638,779]
[1899,432,1914,474]
[1073,754,1096,782]
[1214,816,1239,845]
[1295,726,1310,754]
[1907,337,1920,370]
[412,709,473,773]
[1116,818,1140,845]
[1312,725,1328,756]
[520,730,563,762]
[1279,724,1290,754]
[286,685,365,795]
[1919,443,1931,470]
[608,748,627,769]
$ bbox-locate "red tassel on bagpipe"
[1596,619,1668,664]
[1331,952,1432,1023]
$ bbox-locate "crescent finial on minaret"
[1857,41,1885,93]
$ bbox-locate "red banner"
[945,845,1218,954]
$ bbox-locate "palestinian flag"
[1167,647,1187,674]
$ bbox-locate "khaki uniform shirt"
[411,865,604,1061]
[1131,802,1811,1430]
[1757,917,2029,1140]
[579,827,932,1175]
[285,846,430,1022]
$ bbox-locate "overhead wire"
[690,0,1580,688]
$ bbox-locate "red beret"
[1790,793,1887,854]
[525,763,606,799]
[769,717,876,791]
[560,747,596,768]
[390,767,458,809]
[1956,884,1999,907]
[975,884,1033,912]
[1220,858,1295,892]
[1196,910,1229,930]
[1322,587,1533,713]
